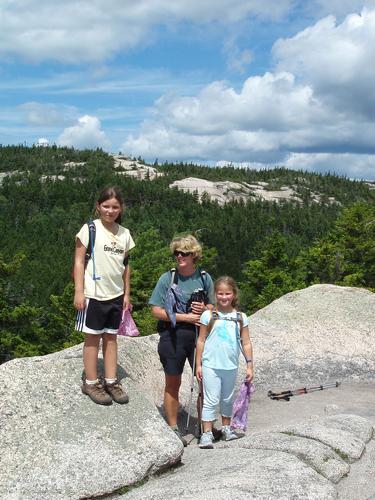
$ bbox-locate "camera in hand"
[186,288,208,313]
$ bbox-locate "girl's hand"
[245,364,253,382]
[123,294,131,310]
[74,291,86,311]
[196,365,203,382]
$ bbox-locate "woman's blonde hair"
[170,234,202,262]
[214,276,240,308]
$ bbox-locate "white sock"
[85,379,99,385]
[105,378,116,384]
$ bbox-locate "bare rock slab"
[124,448,337,499]
[0,349,183,500]
[280,414,368,463]
[218,432,350,483]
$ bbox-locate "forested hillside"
[1,145,374,362]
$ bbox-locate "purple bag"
[118,305,140,337]
[231,380,255,432]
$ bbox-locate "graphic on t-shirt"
[216,321,235,346]
[103,241,124,257]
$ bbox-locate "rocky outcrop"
[0,349,183,500]
[113,155,162,180]
[1,284,374,499]
[123,414,373,499]
[250,284,375,389]
[169,177,338,205]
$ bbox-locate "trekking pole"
[268,381,340,401]
[196,379,203,438]
[185,325,199,431]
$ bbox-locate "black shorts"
[158,323,197,375]
[75,295,123,334]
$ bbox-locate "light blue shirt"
[200,310,249,370]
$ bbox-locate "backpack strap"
[199,269,207,291]
[207,310,219,334]
[236,311,244,331]
[170,268,178,285]
[84,221,96,268]
[85,221,101,281]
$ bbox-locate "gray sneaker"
[222,425,238,441]
[104,379,129,404]
[172,428,188,447]
[199,431,214,449]
[82,380,112,405]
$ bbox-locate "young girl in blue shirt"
[196,276,254,448]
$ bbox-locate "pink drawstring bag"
[118,304,140,337]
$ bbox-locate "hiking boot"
[104,379,129,404]
[199,431,214,449]
[222,425,238,441]
[82,380,112,405]
[172,428,188,447]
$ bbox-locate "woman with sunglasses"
[149,235,214,445]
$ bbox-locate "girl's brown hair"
[214,276,240,308]
[95,186,124,223]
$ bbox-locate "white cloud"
[57,115,110,150]
[36,137,49,147]
[311,0,375,19]
[273,9,375,116]
[284,152,375,180]
[123,7,375,179]
[0,0,292,63]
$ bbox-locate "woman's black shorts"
[158,323,197,375]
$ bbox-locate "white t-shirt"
[76,219,135,300]
[200,309,249,370]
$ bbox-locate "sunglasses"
[173,250,192,257]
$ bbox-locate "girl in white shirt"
[73,186,135,406]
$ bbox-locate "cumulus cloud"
[123,6,375,179]
[57,115,110,150]
[0,0,292,63]
[273,9,375,117]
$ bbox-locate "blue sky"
[1,0,375,179]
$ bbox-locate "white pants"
[201,365,238,421]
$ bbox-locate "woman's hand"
[190,301,207,315]
[74,291,86,311]
[196,365,203,382]
[245,364,254,383]
[184,312,201,325]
